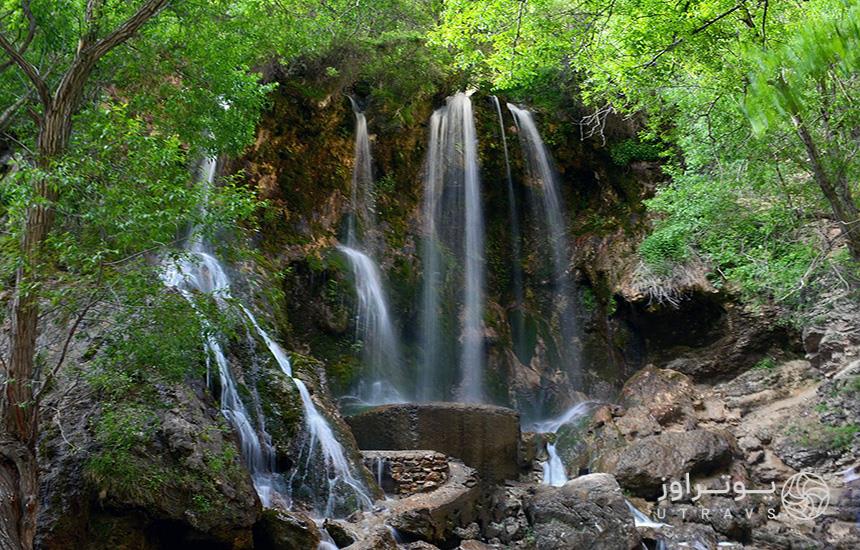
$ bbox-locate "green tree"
[435,0,859,304]
[2,4,173,547]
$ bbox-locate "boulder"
[620,366,699,429]
[346,402,521,482]
[37,381,260,549]
[253,509,320,550]
[525,473,640,550]
[608,430,735,498]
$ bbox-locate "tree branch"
[50,0,171,132]
[0,0,37,74]
[509,0,527,80]
[86,0,170,61]
[0,31,50,108]
[33,286,101,404]
[0,89,33,131]
[642,3,746,68]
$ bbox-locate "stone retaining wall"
[362,450,449,496]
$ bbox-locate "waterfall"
[532,402,595,487]
[543,443,567,487]
[248,304,372,516]
[419,110,444,401]
[419,92,486,403]
[626,500,668,529]
[163,157,371,517]
[346,97,374,249]
[507,104,582,387]
[491,96,527,363]
[341,99,405,404]
[338,246,404,404]
[161,160,282,506]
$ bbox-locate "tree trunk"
[1,107,69,550]
[1,4,167,548]
[793,115,860,262]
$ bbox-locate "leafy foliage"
[435,0,860,313]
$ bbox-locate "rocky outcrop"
[610,429,735,498]
[346,403,521,483]
[802,293,860,374]
[37,380,260,549]
[544,356,859,549]
[525,473,640,550]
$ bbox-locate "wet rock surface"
[347,403,522,483]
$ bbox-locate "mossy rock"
[83,384,259,547]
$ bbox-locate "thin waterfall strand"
[338,245,404,404]
[419,111,445,401]
[346,98,374,249]
[491,96,526,362]
[508,104,582,387]
[459,93,485,403]
[242,291,374,516]
[342,99,405,403]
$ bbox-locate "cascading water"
[491,96,527,363]
[626,500,668,529]
[163,158,372,519]
[341,99,405,404]
[532,402,595,487]
[338,246,404,404]
[543,443,567,487]
[419,92,486,403]
[507,104,582,388]
[419,110,445,401]
[161,159,282,506]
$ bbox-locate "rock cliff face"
[32,300,373,548]
[37,373,261,549]
[230,60,740,419]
